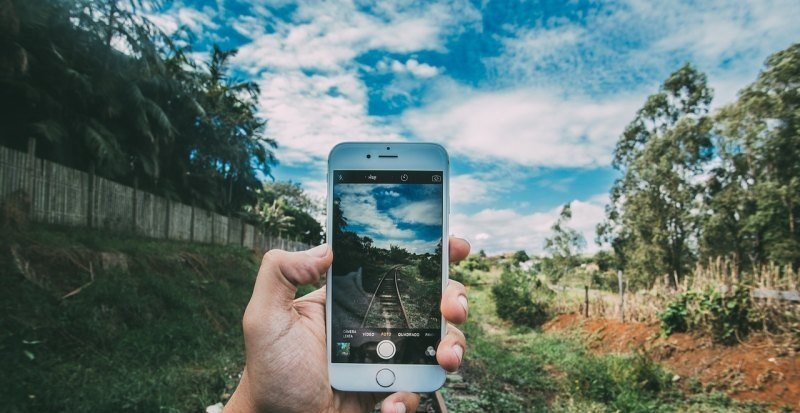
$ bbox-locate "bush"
[659,294,689,335]
[565,351,670,413]
[417,255,439,279]
[449,265,478,285]
[590,270,619,292]
[492,269,553,327]
[659,285,753,344]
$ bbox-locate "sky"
[146,0,800,255]
[336,183,443,254]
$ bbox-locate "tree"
[0,0,276,216]
[703,43,800,270]
[512,250,530,265]
[599,64,713,288]
[544,203,586,283]
[249,181,323,245]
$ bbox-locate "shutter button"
[376,340,396,359]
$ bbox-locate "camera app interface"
[331,170,443,364]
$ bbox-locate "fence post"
[189,203,195,242]
[584,285,589,318]
[87,162,95,229]
[132,176,138,233]
[164,199,170,239]
[26,137,36,206]
[226,213,231,245]
[210,212,215,243]
[618,270,625,323]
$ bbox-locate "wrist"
[223,369,258,413]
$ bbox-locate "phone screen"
[330,170,443,365]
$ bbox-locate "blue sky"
[146,0,800,254]
[336,183,443,254]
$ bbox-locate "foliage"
[590,270,620,292]
[245,181,323,244]
[702,43,800,269]
[598,43,800,290]
[450,253,491,285]
[563,350,671,412]
[659,286,754,344]
[512,250,529,264]
[0,0,276,215]
[660,294,690,335]
[417,254,440,279]
[598,63,713,288]
[0,224,256,412]
[491,269,553,327]
[452,287,761,413]
[543,203,586,283]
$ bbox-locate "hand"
[224,237,471,413]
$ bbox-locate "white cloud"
[404,88,642,168]
[231,1,474,73]
[222,1,480,166]
[337,184,416,240]
[146,3,219,36]
[256,70,404,164]
[390,199,442,226]
[450,194,608,255]
[485,0,800,102]
[384,58,441,78]
[635,0,800,67]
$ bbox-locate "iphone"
[326,142,449,392]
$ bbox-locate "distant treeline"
[598,43,800,287]
[0,0,323,245]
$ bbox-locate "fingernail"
[453,344,463,363]
[458,295,468,313]
[393,402,406,413]
[305,244,328,258]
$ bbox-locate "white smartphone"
[326,142,449,392]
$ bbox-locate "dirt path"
[545,313,800,411]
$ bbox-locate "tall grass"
[1,224,257,412]
[549,259,799,346]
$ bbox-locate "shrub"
[565,351,670,412]
[449,265,478,286]
[659,294,689,335]
[492,269,553,327]
[659,285,753,344]
[417,255,439,279]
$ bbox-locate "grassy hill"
[0,224,259,413]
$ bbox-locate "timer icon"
[400,174,409,182]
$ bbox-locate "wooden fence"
[0,144,310,252]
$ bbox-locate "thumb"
[244,244,332,328]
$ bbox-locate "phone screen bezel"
[326,142,449,392]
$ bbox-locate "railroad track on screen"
[361,266,410,329]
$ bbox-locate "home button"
[375,369,395,388]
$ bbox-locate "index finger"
[449,237,470,263]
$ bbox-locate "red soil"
[544,313,800,411]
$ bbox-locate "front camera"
[366,154,371,159]
[386,146,391,150]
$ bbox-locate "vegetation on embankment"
[0,224,259,413]
[443,278,770,412]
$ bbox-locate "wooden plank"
[0,144,310,251]
[752,289,800,302]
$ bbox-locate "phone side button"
[376,368,395,388]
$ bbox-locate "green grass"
[0,224,258,413]
[397,263,440,329]
[445,279,768,412]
